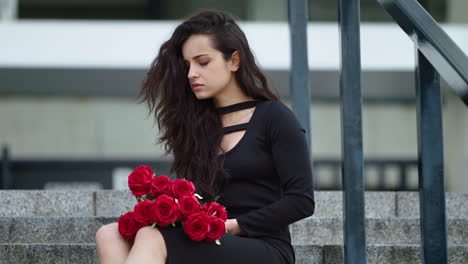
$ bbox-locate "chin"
[193,92,213,100]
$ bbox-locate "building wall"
[0,97,417,158]
[448,0,468,23]
[443,90,468,192]
[1,89,466,192]
[0,97,164,158]
[0,0,466,191]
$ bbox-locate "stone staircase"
[0,191,467,263]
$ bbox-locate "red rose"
[205,217,226,242]
[178,195,201,220]
[171,179,195,199]
[118,211,139,240]
[201,202,227,221]
[184,211,211,242]
[133,199,154,226]
[128,165,154,197]
[149,175,173,198]
[153,194,180,227]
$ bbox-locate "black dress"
[158,100,315,264]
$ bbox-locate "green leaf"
[126,207,132,212]
[151,223,157,229]
[213,195,220,202]
[215,240,221,246]
[171,222,176,227]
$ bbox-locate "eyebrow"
[184,54,209,61]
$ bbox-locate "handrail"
[372,1,465,263]
[377,0,468,106]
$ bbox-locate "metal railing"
[287,0,468,263]
[373,1,467,263]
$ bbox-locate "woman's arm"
[235,101,315,237]
[225,219,246,236]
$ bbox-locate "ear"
[230,51,240,72]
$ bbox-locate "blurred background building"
[0,0,467,192]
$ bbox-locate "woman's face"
[182,34,239,100]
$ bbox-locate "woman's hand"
[225,219,246,236]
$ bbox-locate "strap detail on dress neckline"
[223,123,249,134]
[215,100,257,115]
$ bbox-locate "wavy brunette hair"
[139,10,279,199]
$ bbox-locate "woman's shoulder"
[257,100,289,114]
[259,100,297,120]
[258,100,304,131]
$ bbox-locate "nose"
[187,64,199,80]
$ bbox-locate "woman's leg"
[95,223,132,264]
[124,226,168,264]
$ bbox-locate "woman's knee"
[134,226,167,256]
[96,222,120,245]
[134,226,164,242]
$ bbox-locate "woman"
[95,10,315,264]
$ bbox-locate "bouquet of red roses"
[118,165,227,245]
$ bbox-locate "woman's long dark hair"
[139,10,279,199]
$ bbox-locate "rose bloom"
[201,202,227,221]
[149,175,173,198]
[184,211,211,242]
[205,217,226,242]
[133,199,155,226]
[178,195,201,220]
[153,194,180,227]
[171,179,195,199]
[118,211,140,240]
[128,165,154,197]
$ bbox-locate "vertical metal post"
[399,165,407,190]
[333,166,341,189]
[0,0,18,21]
[415,49,448,264]
[338,0,367,263]
[287,0,311,149]
[1,145,13,189]
[378,165,386,189]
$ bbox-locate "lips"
[192,83,204,90]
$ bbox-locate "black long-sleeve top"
[216,99,315,263]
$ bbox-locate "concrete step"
[1,190,467,218]
[0,217,114,244]
[1,216,467,245]
[294,245,468,264]
[0,243,98,264]
[0,243,467,264]
[0,190,95,217]
[1,190,466,263]
[290,217,468,246]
